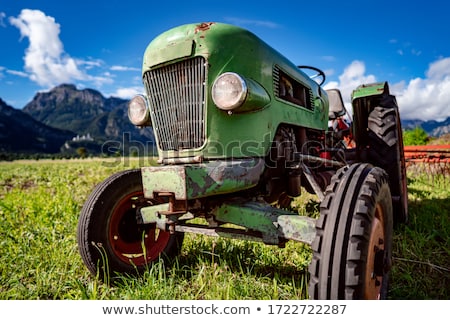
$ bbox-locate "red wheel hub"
[108,191,171,266]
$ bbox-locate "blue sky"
[1,0,449,121]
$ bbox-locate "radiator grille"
[143,57,206,151]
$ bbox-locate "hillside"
[402,117,450,137]
[0,98,75,154]
[2,83,449,158]
[22,84,155,155]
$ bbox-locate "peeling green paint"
[212,200,316,245]
[213,201,281,244]
[139,203,170,229]
[141,158,265,200]
[139,198,317,245]
[142,22,329,161]
[277,215,316,245]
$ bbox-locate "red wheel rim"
[108,191,171,266]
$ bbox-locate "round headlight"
[128,95,150,126]
[212,72,247,111]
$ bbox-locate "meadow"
[0,158,448,299]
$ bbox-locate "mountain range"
[1,84,154,158]
[402,117,450,137]
[0,97,74,154]
[1,83,449,158]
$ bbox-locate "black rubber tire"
[368,103,408,224]
[308,163,393,299]
[77,169,184,282]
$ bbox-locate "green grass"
[389,173,450,299]
[0,158,448,299]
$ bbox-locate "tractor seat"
[326,89,346,120]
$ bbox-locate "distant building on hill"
[72,133,94,142]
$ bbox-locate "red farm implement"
[404,145,450,178]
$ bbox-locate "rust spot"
[195,22,215,33]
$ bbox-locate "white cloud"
[425,57,450,79]
[411,49,422,56]
[8,9,116,93]
[91,75,114,87]
[321,56,336,62]
[223,17,279,29]
[0,12,6,27]
[110,65,140,72]
[324,60,376,113]
[325,58,450,122]
[9,9,89,87]
[102,71,114,78]
[394,57,450,121]
[6,69,28,77]
[77,58,104,70]
[324,68,335,77]
[109,86,144,99]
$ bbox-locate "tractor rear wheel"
[308,163,393,299]
[77,169,184,283]
[368,102,408,224]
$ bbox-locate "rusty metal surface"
[404,144,450,178]
[404,144,450,162]
[195,22,215,33]
[175,224,265,243]
[139,203,170,228]
[212,200,316,245]
[141,166,187,199]
[277,215,316,245]
[212,201,281,244]
[138,196,317,245]
[142,22,328,162]
[141,158,265,201]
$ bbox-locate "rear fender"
[351,82,396,147]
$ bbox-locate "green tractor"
[77,22,408,299]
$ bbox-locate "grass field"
[0,158,448,299]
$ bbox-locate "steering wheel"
[297,65,326,86]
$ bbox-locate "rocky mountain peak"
[22,84,129,133]
[27,84,107,113]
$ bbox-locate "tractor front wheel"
[308,163,393,299]
[77,169,184,282]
